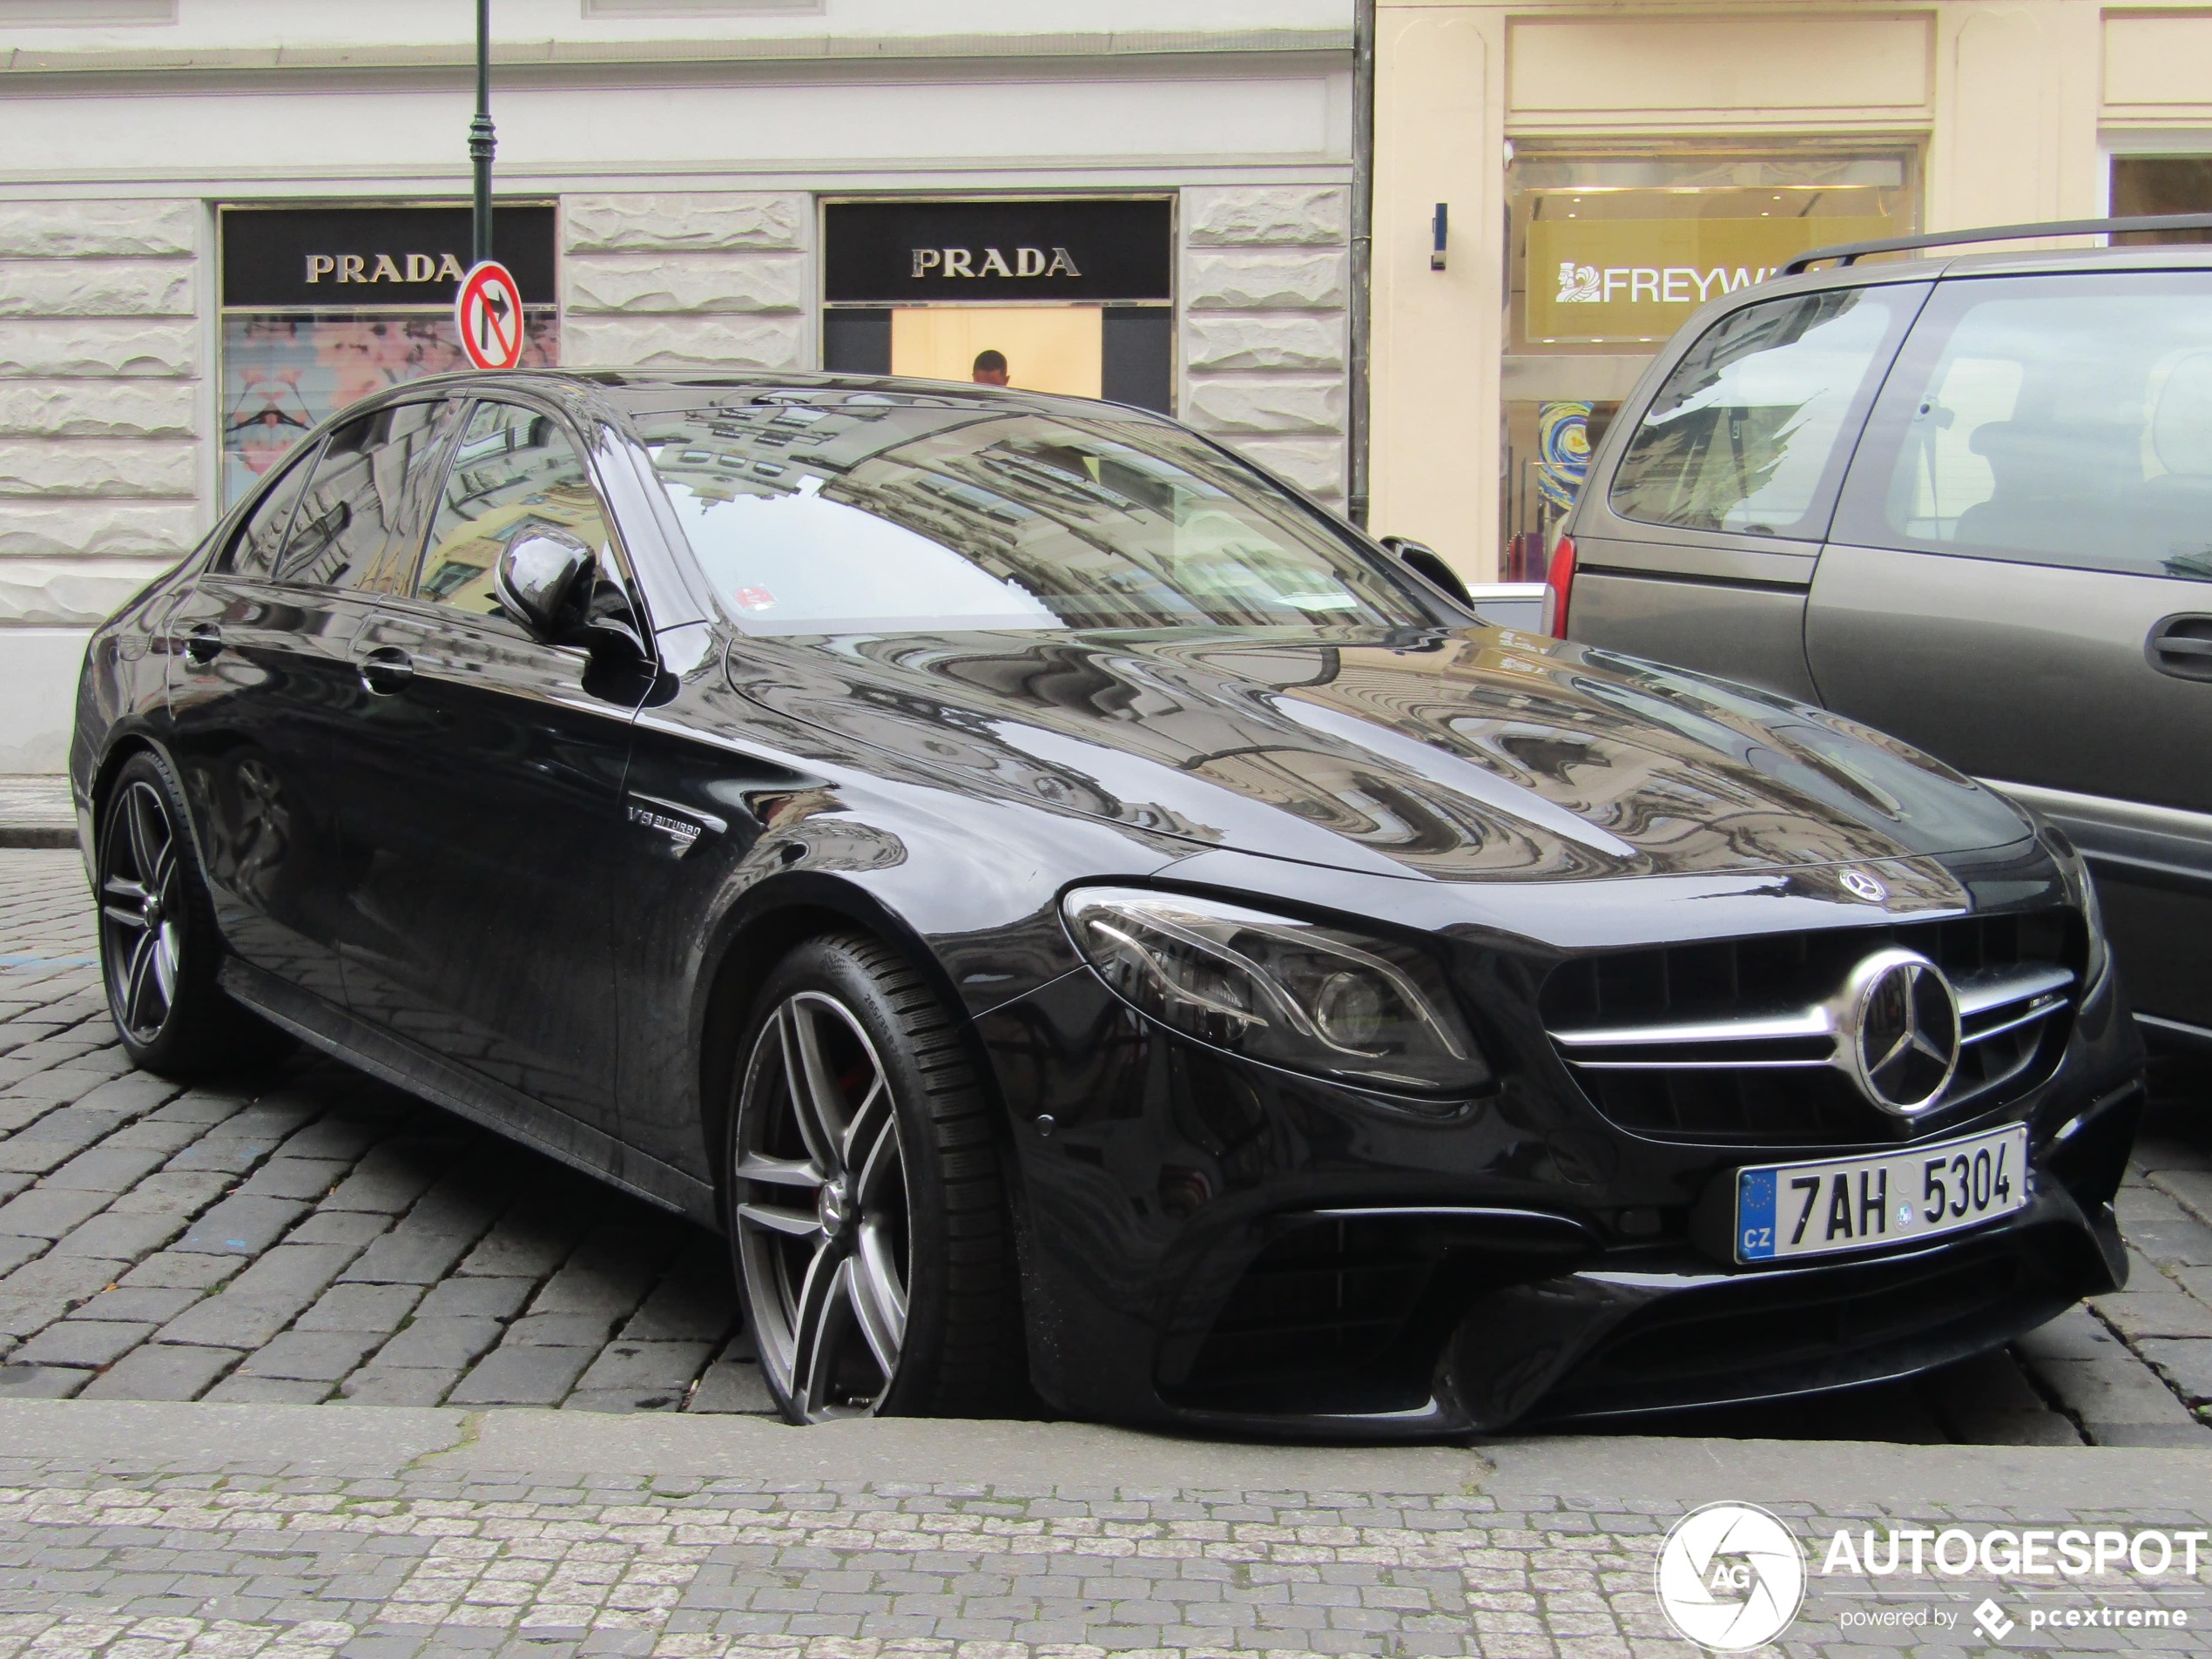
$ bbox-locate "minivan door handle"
[2147,614,2212,682]
[358,644,415,696]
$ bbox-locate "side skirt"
[220,957,717,1226]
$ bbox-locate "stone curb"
[3,1399,2211,1509]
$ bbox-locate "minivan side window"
[1608,284,1925,540]
[1834,271,2212,583]
[276,400,457,592]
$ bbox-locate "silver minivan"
[1558,218,2212,1052]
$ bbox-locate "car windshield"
[631,397,1429,634]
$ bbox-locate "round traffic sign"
[455,260,525,371]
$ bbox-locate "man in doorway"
[972,349,1009,387]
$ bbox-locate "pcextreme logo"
[1656,1502,1807,1651]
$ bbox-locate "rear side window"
[222,440,320,578]
[1608,284,1924,539]
[276,401,456,591]
[1835,271,2212,583]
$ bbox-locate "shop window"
[1501,146,1918,575]
[821,199,1174,412]
[219,205,558,506]
[2112,156,2212,245]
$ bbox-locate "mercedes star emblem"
[1838,947,1960,1115]
[1838,868,1888,903]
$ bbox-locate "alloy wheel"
[100,779,185,1046]
[732,989,913,1420]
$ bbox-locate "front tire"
[96,750,283,1078]
[725,934,1024,1423]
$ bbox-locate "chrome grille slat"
[1538,912,2081,1147]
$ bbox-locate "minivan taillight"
[1543,535,1577,637]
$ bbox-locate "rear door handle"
[181,623,223,666]
[358,644,415,696]
[2148,614,2212,682]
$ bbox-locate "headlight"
[1062,887,1489,1094]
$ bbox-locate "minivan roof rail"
[1782,212,2212,275]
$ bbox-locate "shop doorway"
[891,304,1103,397]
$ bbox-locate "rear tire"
[724,932,1026,1423]
[96,750,289,1079]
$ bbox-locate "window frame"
[399,392,651,639]
[213,435,327,579]
[266,396,458,595]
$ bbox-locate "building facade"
[0,0,1356,770]
[1370,0,2212,581]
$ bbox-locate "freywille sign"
[825,199,1171,304]
[1525,212,1893,344]
[221,205,558,309]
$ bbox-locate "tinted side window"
[223,440,322,578]
[1836,272,2212,583]
[1609,284,1924,539]
[277,401,455,591]
[418,401,612,616]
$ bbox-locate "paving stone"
[2137,1337,2212,1405]
[372,1314,503,1371]
[49,1208,188,1259]
[0,1251,126,1300]
[2029,1354,2212,1443]
[459,1200,589,1279]
[74,1284,199,1324]
[341,1226,479,1285]
[120,1249,246,1291]
[235,1157,351,1202]
[335,1366,459,1406]
[286,1209,392,1248]
[295,1281,422,1334]
[9,1318,151,1368]
[202,1374,331,1403]
[76,1341,239,1400]
[40,1142,170,1190]
[506,1312,618,1348]
[323,1143,446,1214]
[622,1259,738,1343]
[173,1194,310,1255]
[0,1362,89,1398]
[0,1184,111,1238]
[528,1226,671,1319]
[2090,1289,2212,1340]
[414,1276,532,1321]
[276,1109,388,1162]
[236,1329,383,1382]
[573,1339,712,1395]
[0,1233,44,1277]
[448,1345,593,1407]
[107,1168,233,1215]
[686,1353,774,1414]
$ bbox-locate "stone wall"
[560,192,812,373]
[0,200,205,632]
[1177,185,1349,505]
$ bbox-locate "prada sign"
[221,205,557,309]
[826,199,1170,304]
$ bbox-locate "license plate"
[1735,1124,2031,1263]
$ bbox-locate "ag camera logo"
[1656,1502,1807,1650]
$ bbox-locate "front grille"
[1541,911,2079,1146]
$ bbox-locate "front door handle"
[2148,614,2212,682]
[358,644,415,696]
[180,623,223,666]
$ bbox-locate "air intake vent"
[1540,911,2079,1146]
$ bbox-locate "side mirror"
[495,529,594,637]
[1378,535,1475,610]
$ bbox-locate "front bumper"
[974,935,2143,1440]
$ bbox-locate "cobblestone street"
[3,845,2210,1441]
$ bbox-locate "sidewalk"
[0,1402,2207,1657]
[0,779,72,851]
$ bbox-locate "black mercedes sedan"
[71,369,2142,1435]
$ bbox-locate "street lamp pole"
[469,0,496,266]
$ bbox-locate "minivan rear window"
[1834,271,2212,583]
[1608,284,1924,540]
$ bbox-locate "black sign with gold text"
[825,199,1171,304]
[221,205,557,309]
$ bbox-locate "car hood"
[732,625,2034,883]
